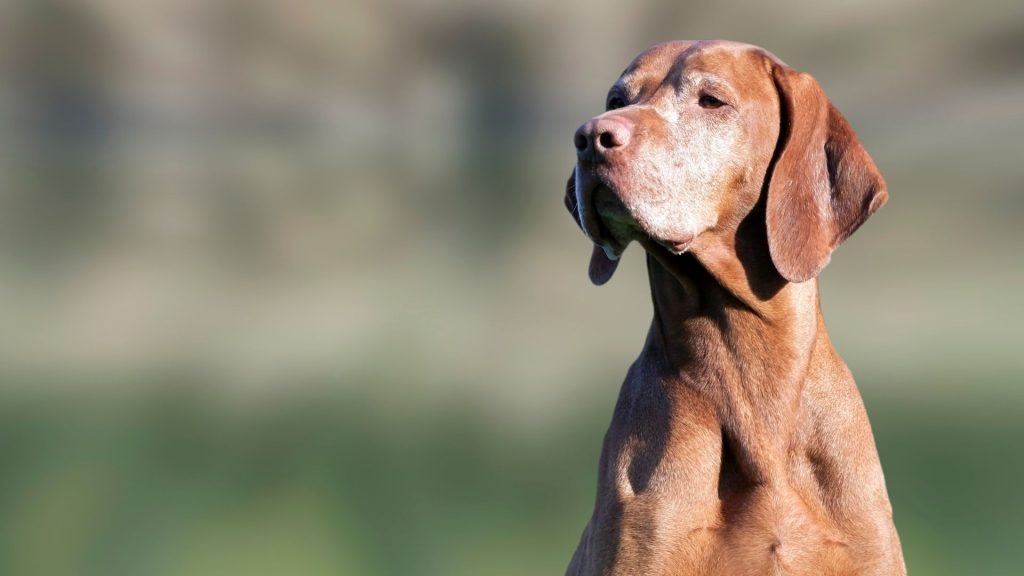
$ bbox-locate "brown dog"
[563,41,905,575]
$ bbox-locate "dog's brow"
[694,74,730,92]
[671,73,735,98]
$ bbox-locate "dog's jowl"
[564,40,905,576]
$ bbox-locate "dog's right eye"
[606,95,627,110]
[698,93,727,109]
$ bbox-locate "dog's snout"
[575,116,632,162]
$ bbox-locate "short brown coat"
[564,40,905,576]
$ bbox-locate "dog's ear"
[565,170,619,285]
[765,65,888,283]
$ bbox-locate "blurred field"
[0,0,1021,574]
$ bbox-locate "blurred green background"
[0,0,1021,574]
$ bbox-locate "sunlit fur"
[565,40,904,576]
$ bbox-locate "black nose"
[574,116,632,162]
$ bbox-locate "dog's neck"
[643,246,821,371]
[640,231,829,484]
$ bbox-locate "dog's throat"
[646,251,704,314]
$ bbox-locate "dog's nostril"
[598,131,617,149]
[574,131,588,152]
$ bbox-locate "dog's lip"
[575,169,617,249]
[593,185,639,251]
[592,208,625,258]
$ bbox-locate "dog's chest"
[591,380,857,576]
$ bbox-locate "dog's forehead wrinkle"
[664,52,695,90]
[625,41,702,91]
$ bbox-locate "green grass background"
[0,0,1021,574]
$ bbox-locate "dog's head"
[565,40,886,285]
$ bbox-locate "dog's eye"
[606,95,627,110]
[698,93,727,109]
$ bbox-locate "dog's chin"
[651,233,696,256]
[590,185,699,260]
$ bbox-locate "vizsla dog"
[563,41,905,575]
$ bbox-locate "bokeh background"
[0,0,1021,574]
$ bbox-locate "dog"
[563,41,906,575]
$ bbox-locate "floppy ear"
[565,170,619,285]
[766,65,888,283]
